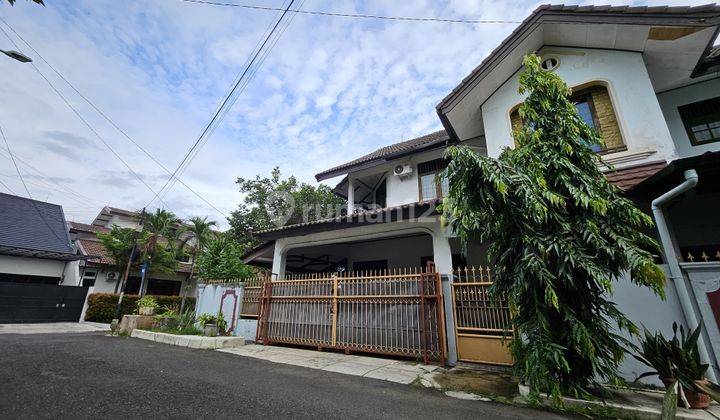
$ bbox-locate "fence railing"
[240,275,269,319]
[452,267,512,337]
[257,265,445,364]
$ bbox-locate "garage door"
[0,283,89,323]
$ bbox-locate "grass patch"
[149,326,203,336]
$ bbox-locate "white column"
[270,241,287,280]
[347,177,354,214]
[431,233,453,275]
[431,227,458,365]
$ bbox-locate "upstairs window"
[679,96,720,146]
[418,159,449,201]
[510,84,625,153]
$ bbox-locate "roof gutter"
[651,169,718,382]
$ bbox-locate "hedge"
[84,293,196,323]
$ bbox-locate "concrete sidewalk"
[219,344,440,385]
[0,322,109,334]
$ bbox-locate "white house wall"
[612,265,688,384]
[481,47,678,167]
[272,218,454,277]
[657,77,720,158]
[0,255,67,278]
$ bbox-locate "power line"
[0,147,102,205]
[158,0,304,204]
[148,0,299,207]
[0,122,67,243]
[176,0,521,24]
[0,16,229,218]
[0,23,171,211]
[0,178,15,194]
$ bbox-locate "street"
[0,332,570,419]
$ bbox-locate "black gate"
[0,283,89,323]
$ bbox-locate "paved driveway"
[0,322,108,334]
[0,332,571,419]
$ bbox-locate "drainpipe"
[651,169,718,383]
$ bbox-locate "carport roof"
[0,192,84,261]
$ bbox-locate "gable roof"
[315,130,449,181]
[68,221,110,235]
[0,193,81,260]
[436,3,720,140]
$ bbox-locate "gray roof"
[0,193,78,259]
[315,130,449,181]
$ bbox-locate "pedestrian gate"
[256,265,446,364]
[451,267,513,365]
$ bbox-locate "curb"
[518,384,715,420]
[130,329,245,350]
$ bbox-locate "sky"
[0,0,713,228]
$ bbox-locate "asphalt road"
[0,332,570,419]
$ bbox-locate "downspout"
[651,169,718,382]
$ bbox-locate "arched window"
[510,84,625,153]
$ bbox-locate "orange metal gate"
[451,267,513,365]
[257,266,445,364]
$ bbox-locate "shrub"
[84,293,196,323]
[137,295,158,310]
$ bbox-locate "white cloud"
[0,0,712,228]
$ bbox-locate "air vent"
[540,56,559,72]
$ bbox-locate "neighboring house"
[68,206,194,297]
[244,5,720,378]
[0,193,88,322]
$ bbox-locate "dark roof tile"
[315,130,448,181]
[0,193,75,255]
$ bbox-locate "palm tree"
[137,209,180,296]
[178,216,217,312]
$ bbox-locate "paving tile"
[321,361,380,376]
[363,366,419,384]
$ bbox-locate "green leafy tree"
[178,216,218,311]
[228,167,344,248]
[195,233,254,281]
[441,54,665,401]
[96,225,140,293]
[137,209,180,296]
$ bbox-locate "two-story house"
[69,206,195,297]
[244,4,720,377]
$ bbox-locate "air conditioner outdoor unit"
[106,271,120,281]
[393,164,413,178]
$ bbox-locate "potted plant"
[633,327,676,387]
[635,323,716,409]
[137,296,158,316]
[198,313,219,337]
[672,323,711,409]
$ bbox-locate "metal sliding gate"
[0,283,89,323]
[451,267,513,365]
[257,265,446,364]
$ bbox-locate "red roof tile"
[77,239,193,273]
[604,161,668,191]
[76,239,114,265]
